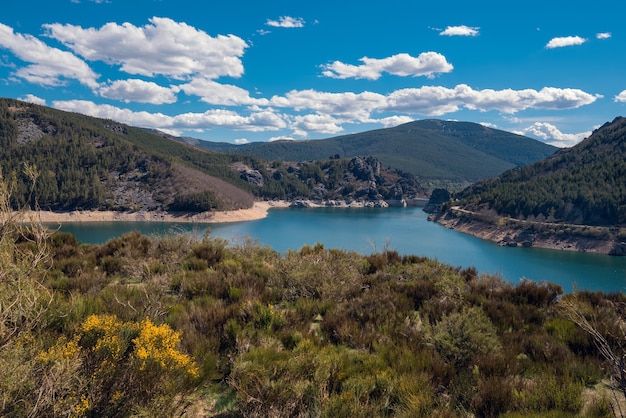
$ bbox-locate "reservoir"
[56,207,626,293]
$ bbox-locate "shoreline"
[21,200,291,224]
[431,209,622,255]
[22,198,427,225]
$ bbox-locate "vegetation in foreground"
[2,182,626,417]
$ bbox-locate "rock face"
[349,156,381,181]
[423,188,451,213]
[234,155,427,205]
[240,169,264,187]
[610,242,626,256]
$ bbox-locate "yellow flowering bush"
[133,317,199,377]
[35,314,198,416]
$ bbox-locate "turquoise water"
[55,207,626,293]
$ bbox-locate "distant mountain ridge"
[193,119,557,186]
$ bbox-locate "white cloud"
[51,100,288,134]
[292,114,344,136]
[176,78,269,106]
[596,32,611,39]
[545,36,587,49]
[53,82,601,138]
[386,85,600,115]
[375,115,415,128]
[233,138,249,145]
[43,17,248,80]
[19,94,46,105]
[99,79,178,104]
[271,89,387,121]
[266,16,305,28]
[0,23,99,88]
[440,25,479,37]
[173,108,287,132]
[269,136,296,142]
[321,52,453,80]
[53,99,174,129]
[614,90,626,102]
[518,122,590,147]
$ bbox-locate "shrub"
[36,314,199,417]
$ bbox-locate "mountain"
[0,98,425,212]
[0,98,257,212]
[430,116,626,254]
[453,116,626,227]
[193,119,558,187]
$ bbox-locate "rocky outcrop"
[423,188,451,213]
[609,242,626,256]
[349,156,381,181]
[240,169,264,187]
[289,199,389,208]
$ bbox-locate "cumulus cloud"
[518,122,590,147]
[386,85,600,115]
[545,36,586,49]
[19,94,47,105]
[596,32,611,39]
[266,16,305,28]
[176,78,269,106]
[614,90,626,102]
[174,108,287,132]
[375,115,415,128]
[53,99,174,129]
[292,114,344,136]
[52,100,288,134]
[233,138,249,144]
[0,23,99,88]
[271,89,387,121]
[269,136,296,142]
[321,52,453,80]
[440,25,479,37]
[99,79,178,104]
[43,17,248,80]
[53,81,601,138]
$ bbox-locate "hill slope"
[0,98,257,212]
[0,98,426,212]
[430,116,626,254]
[194,119,557,185]
[454,116,626,227]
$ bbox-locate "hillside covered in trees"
[195,119,557,189]
[0,98,425,212]
[427,117,626,254]
[2,180,624,416]
[451,116,626,227]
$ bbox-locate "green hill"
[453,116,626,227]
[0,98,426,211]
[0,98,258,212]
[194,119,557,186]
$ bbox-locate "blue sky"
[1,0,625,147]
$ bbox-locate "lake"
[55,207,626,293]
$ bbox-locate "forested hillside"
[454,116,626,226]
[0,99,425,212]
[0,98,256,211]
[195,119,557,188]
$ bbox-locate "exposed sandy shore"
[21,200,291,224]
[432,209,619,255]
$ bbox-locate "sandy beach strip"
[20,200,291,224]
